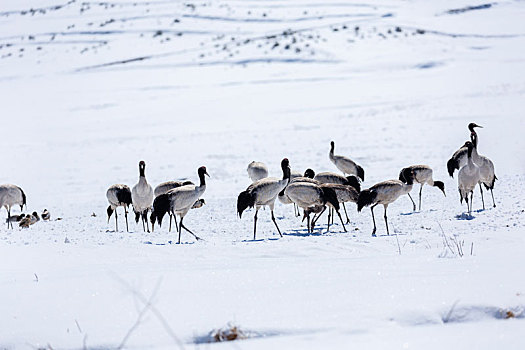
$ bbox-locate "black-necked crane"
[106,184,132,232]
[132,161,154,233]
[150,166,209,243]
[154,179,206,232]
[278,168,316,217]
[154,179,194,232]
[329,141,365,181]
[398,165,445,211]
[247,161,269,182]
[357,171,414,236]
[285,181,345,233]
[313,171,361,192]
[314,171,360,224]
[447,123,482,177]
[458,141,481,216]
[237,158,291,240]
[470,130,497,209]
[0,184,26,229]
[315,183,358,227]
[447,123,497,209]
[154,180,194,197]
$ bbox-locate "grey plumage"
[132,161,154,232]
[357,176,414,236]
[458,141,480,216]
[247,161,269,182]
[284,181,345,233]
[154,180,194,197]
[0,184,27,229]
[278,168,317,216]
[106,184,132,232]
[329,141,365,181]
[154,180,195,232]
[399,165,445,211]
[238,158,291,240]
[150,166,209,243]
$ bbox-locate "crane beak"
[205,171,210,178]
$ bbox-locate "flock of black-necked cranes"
[0,123,496,242]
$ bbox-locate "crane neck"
[470,132,478,148]
[198,172,207,187]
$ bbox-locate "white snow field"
[1,0,525,348]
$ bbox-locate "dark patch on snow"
[445,3,494,15]
[415,61,444,69]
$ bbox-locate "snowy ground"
[1,0,525,349]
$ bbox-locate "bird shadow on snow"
[241,238,280,243]
[400,209,438,216]
[455,213,476,220]
[283,225,344,237]
[143,241,196,245]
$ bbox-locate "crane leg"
[115,208,118,232]
[327,208,330,232]
[141,212,146,232]
[6,207,11,229]
[407,193,416,212]
[144,212,150,233]
[479,183,485,210]
[342,202,350,224]
[419,184,423,211]
[169,214,172,232]
[469,191,474,215]
[271,210,283,237]
[307,213,310,234]
[370,204,378,236]
[253,209,259,240]
[384,205,389,235]
[335,209,347,232]
[124,207,129,232]
[312,206,327,231]
[178,216,182,244]
[490,188,496,208]
[179,217,201,242]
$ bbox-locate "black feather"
[17,186,26,210]
[357,189,377,212]
[116,187,132,205]
[398,167,413,185]
[151,193,170,227]
[321,186,340,211]
[107,205,114,220]
[483,175,497,190]
[447,157,458,178]
[345,175,361,193]
[135,211,140,223]
[356,165,365,182]
[237,189,256,218]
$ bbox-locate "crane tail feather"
[237,190,256,219]
[321,187,340,211]
[356,165,365,182]
[447,157,458,178]
[357,189,377,212]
